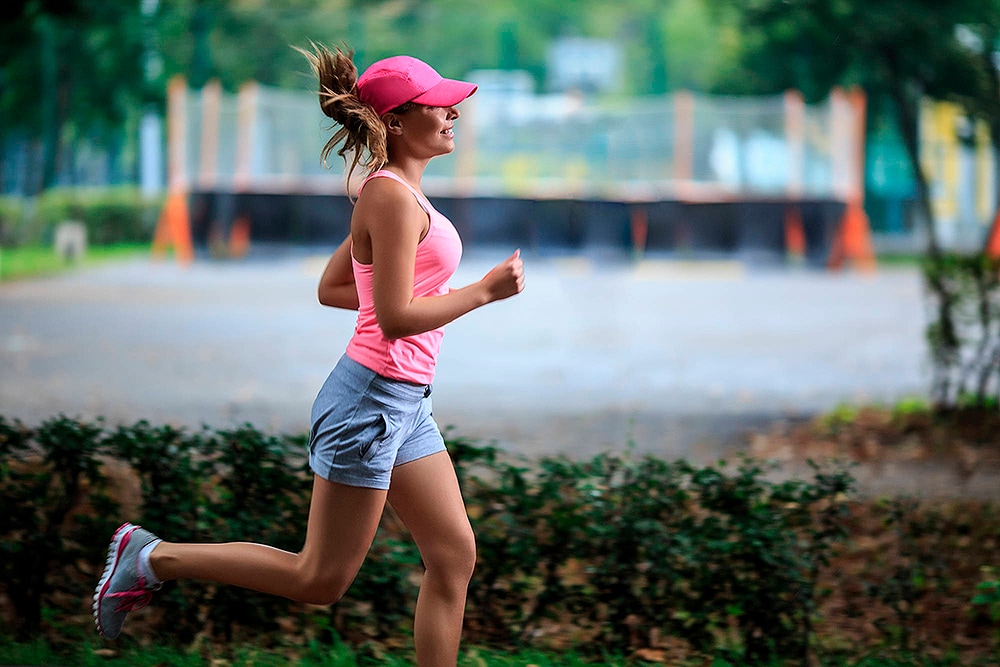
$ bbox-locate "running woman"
[94,44,524,667]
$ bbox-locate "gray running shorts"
[308,354,445,489]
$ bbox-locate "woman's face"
[390,104,462,160]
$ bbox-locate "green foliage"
[1,416,995,664]
[1,0,748,196]
[106,420,213,644]
[0,243,151,282]
[31,187,162,246]
[0,196,27,245]
[821,403,862,433]
[854,499,1000,657]
[0,187,161,247]
[922,253,1000,410]
[973,567,1000,617]
[890,396,932,420]
[862,500,944,653]
[972,565,1000,648]
[0,635,693,667]
[704,0,991,105]
[200,426,312,642]
[458,443,855,662]
[0,1,150,191]
[0,415,115,638]
[704,0,999,261]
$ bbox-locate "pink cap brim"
[411,78,478,108]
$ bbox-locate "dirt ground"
[746,405,1000,499]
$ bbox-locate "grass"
[0,638,651,667]
[0,243,151,281]
[0,638,993,667]
[874,252,925,266]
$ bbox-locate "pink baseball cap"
[356,55,477,116]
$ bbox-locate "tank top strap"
[360,169,432,216]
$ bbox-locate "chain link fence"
[175,79,863,205]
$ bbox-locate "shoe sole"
[93,522,138,639]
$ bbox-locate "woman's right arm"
[317,234,359,310]
[358,181,524,340]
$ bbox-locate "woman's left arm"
[317,234,359,310]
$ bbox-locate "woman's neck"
[383,157,429,190]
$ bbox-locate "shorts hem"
[309,460,391,491]
[393,444,447,468]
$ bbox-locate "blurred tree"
[0,0,147,192]
[661,0,730,92]
[706,0,1000,410]
[704,0,993,260]
[154,0,355,91]
[954,4,1000,247]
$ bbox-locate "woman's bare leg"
[149,475,387,605]
[387,452,476,667]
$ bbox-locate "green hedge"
[0,196,27,246]
[0,187,163,247]
[0,416,997,664]
[923,253,1000,410]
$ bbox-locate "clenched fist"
[481,249,525,303]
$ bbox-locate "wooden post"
[198,79,221,191]
[784,90,805,199]
[827,87,876,272]
[784,90,806,264]
[673,90,694,182]
[229,81,260,257]
[151,75,194,265]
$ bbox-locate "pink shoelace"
[107,575,154,613]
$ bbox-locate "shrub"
[923,253,1000,411]
[0,196,27,245]
[3,416,995,664]
[973,565,1000,652]
[455,444,855,663]
[0,415,116,638]
[2,187,162,247]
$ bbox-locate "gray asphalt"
[1,249,930,468]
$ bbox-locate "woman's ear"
[384,113,404,136]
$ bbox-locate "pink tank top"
[345,170,463,385]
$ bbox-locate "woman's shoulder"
[359,168,406,191]
[353,174,427,230]
[357,171,407,201]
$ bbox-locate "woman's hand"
[480,249,525,303]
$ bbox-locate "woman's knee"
[294,573,351,605]
[294,561,356,605]
[425,529,476,584]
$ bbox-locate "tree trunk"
[38,16,59,192]
[983,42,1000,256]
[890,81,940,260]
[888,78,962,405]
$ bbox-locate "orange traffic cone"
[829,199,876,272]
[630,206,648,261]
[986,209,1000,260]
[785,206,806,265]
[151,192,193,265]
[229,216,251,259]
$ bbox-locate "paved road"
[0,250,929,467]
